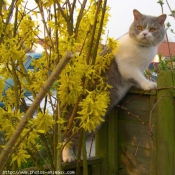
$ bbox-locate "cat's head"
[129,9,166,47]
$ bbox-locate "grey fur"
[107,60,123,107]
[128,78,141,88]
[105,59,128,113]
[129,10,166,46]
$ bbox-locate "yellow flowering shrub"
[0,0,118,170]
[78,90,110,132]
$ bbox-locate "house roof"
[158,42,175,57]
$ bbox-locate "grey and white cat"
[62,9,167,162]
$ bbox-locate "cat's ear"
[156,14,167,25]
[133,9,142,21]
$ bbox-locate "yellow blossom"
[77,90,110,132]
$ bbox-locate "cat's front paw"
[62,146,76,162]
[141,81,157,90]
[63,154,76,163]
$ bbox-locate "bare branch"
[92,0,107,65]
[35,0,54,48]
[75,0,87,39]
[86,0,103,64]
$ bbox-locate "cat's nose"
[143,32,148,36]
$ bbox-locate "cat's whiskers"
[136,38,140,43]
[136,39,143,46]
[149,38,156,46]
[136,38,148,47]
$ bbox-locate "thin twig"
[165,0,175,19]
[74,0,87,39]
[134,141,141,156]
[116,105,150,126]
[159,2,173,70]
[149,95,175,125]
[92,0,107,65]
[64,100,80,136]
[36,1,54,48]
[86,0,103,64]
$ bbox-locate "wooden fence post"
[96,108,118,175]
[96,119,108,175]
[156,70,175,175]
[107,108,118,175]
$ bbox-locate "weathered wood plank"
[107,109,118,175]
[118,94,151,123]
[149,95,157,175]
[95,120,108,175]
[129,87,157,95]
[118,144,154,175]
[156,70,175,175]
[118,120,154,149]
[117,90,157,174]
[62,157,102,169]
[91,164,101,175]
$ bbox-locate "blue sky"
[106,0,175,41]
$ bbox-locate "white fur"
[62,139,95,162]
[114,33,157,90]
[62,144,76,162]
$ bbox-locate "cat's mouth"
[137,38,147,42]
[136,34,155,46]
[141,35,149,40]
[137,38,155,46]
[137,38,151,46]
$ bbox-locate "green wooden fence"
[19,70,175,175]
[95,70,175,175]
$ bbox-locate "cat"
[62,9,167,162]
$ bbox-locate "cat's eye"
[137,26,143,31]
[149,28,156,32]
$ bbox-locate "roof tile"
[158,42,175,57]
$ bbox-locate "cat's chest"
[119,44,156,60]
[115,35,157,69]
